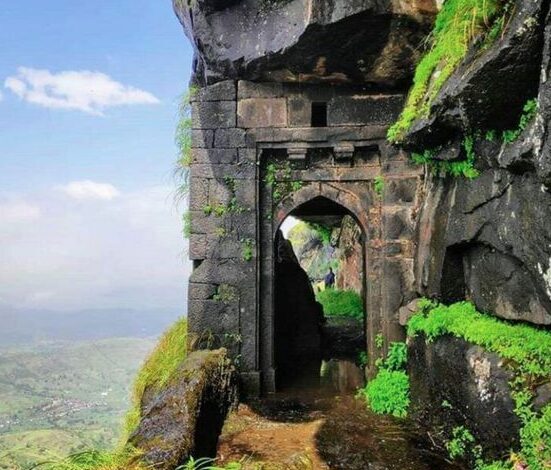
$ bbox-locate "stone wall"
[188,79,424,394]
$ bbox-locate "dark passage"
[274,197,367,392]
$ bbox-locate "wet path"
[217,390,463,469]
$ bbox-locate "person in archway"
[324,267,335,289]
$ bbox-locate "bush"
[359,369,410,418]
[315,289,364,319]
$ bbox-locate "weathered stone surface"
[192,101,236,129]
[403,0,549,149]
[129,349,238,470]
[416,170,551,325]
[321,317,364,360]
[408,335,521,463]
[238,98,287,128]
[175,0,437,87]
[328,95,404,126]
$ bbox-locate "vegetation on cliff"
[409,300,551,470]
[388,0,511,143]
[123,317,188,438]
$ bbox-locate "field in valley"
[0,338,156,469]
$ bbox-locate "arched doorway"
[273,196,367,391]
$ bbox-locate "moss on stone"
[123,317,188,439]
[408,300,551,469]
[388,0,509,143]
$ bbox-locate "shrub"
[315,289,364,319]
[359,369,410,418]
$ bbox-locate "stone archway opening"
[274,196,367,392]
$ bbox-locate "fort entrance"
[188,80,423,394]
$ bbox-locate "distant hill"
[0,308,183,346]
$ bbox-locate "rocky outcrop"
[411,0,551,325]
[174,0,438,87]
[275,230,325,388]
[408,335,521,463]
[335,215,363,293]
[129,349,238,470]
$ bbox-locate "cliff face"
[409,0,551,326]
[175,0,438,87]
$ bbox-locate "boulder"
[129,349,238,470]
[174,0,438,86]
[408,335,521,463]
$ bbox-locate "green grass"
[408,300,551,469]
[388,0,507,143]
[315,289,364,319]
[123,317,188,439]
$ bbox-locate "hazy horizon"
[0,1,194,313]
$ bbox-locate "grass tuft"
[388,0,508,143]
[123,317,188,439]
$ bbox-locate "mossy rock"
[128,348,238,470]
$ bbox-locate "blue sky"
[0,1,194,311]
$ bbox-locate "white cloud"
[4,67,160,115]
[0,201,41,222]
[57,180,121,201]
[0,185,189,311]
[0,90,3,102]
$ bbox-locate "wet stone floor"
[216,390,464,470]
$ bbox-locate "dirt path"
[217,391,462,470]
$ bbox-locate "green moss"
[123,317,188,439]
[388,0,507,143]
[408,300,551,377]
[408,300,551,469]
[315,289,364,319]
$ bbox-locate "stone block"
[192,148,237,164]
[383,208,414,240]
[188,300,239,335]
[189,178,209,211]
[190,259,256,285]
[238,80,284,99]
[206,236,242,259]
[189,234,207,260]
[214,128,252,148]
[327,95,404,126]
[191,163,256,180]
[192,101,236,129]
[188,282,217,300]
[191,129,214,148]
[238,148,257,163]
[383,178,418,205]
[192,80,236,102]
[238,98,287,128]
[288,97,311,127]
[209,179,233,206]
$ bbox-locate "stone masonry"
[188,80,424,395]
